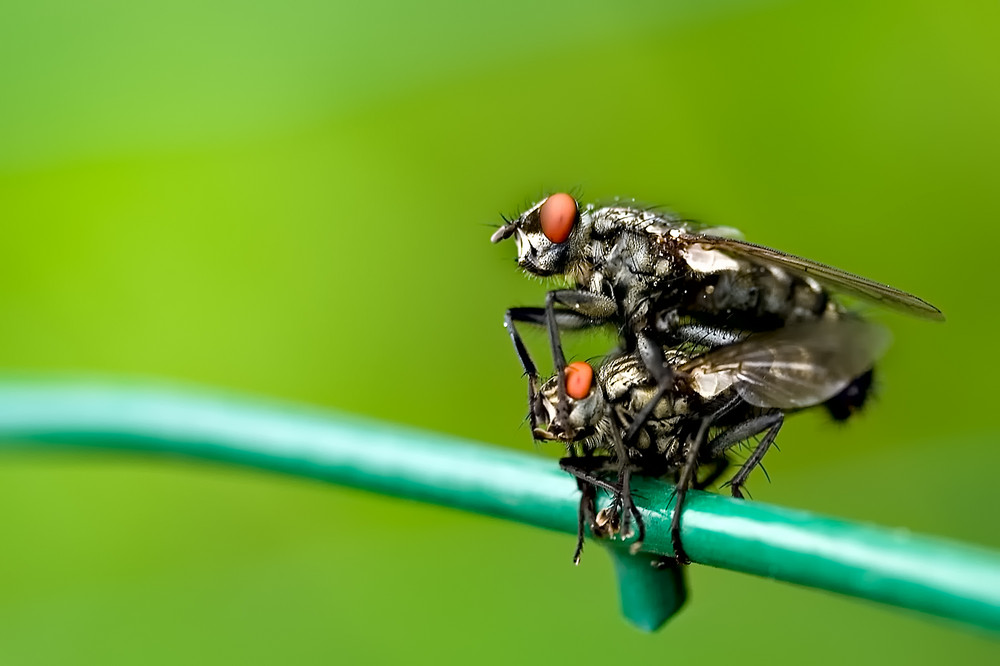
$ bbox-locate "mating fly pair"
[492,192,943,562]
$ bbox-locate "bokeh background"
[1,0,998,662]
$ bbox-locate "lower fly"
[531,316,890,564]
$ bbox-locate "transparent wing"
[682,318,892,409]
[683,233,944,321]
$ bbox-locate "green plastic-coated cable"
[0,378,997,632]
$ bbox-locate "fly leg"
[669,394,745,564]
[559,456,621,494]
[559,456,639,564]
[669,420,709,565]
[707,411,784,499]
[544,290,617,434]
[606,423,644,549]
[636,333,675,387]
[560,457,642,531]
[503,308,546,432]
[671,323,749,349]
[574,478,597,565]
[564,448,602,564]
[655,309,749,349]
[505,306,597,435]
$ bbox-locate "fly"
[529,317,891,564]
[491,193,942,438]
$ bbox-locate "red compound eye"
[539,193,577,244]
[564,361,594,400]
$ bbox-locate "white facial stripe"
[514,228,529,260]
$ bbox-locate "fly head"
[533,360,606,443]
[491,193,591,277]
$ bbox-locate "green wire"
[0,378,998,633]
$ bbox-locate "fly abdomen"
[824,368,875,421]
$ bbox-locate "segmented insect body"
[492,194,941,438]
[531,317,891,563]
[492,193,941,332]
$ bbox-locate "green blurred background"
[1,0,998,662]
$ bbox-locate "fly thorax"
[590,205,641,236]
[653,252,679,280]
[593,206,669,273]
[598,355,652,403]
[591,235,633,286]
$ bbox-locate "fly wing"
[682,318,892,409]
[682,233,944,321]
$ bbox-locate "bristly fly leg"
[559,456,641,564]
[670,323,749,349]
[707,411,785,499]
[606,420,644,548]
[544,290,617,431]
[504,307,596,434]
[667,394,745,564]
[574,478,597,565]
[559,458,624,496]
